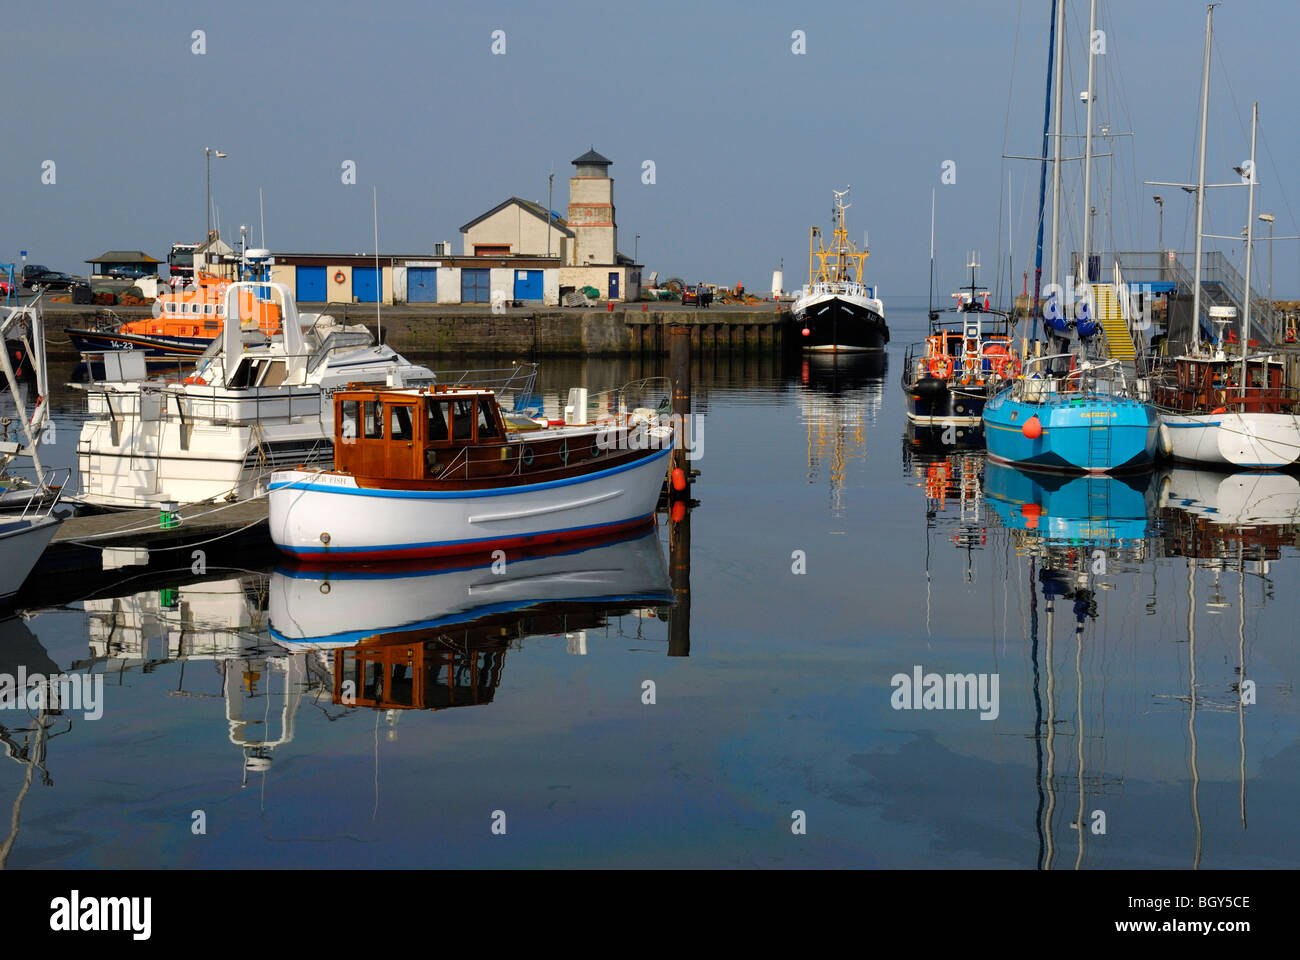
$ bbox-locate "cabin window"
[340,400,360,439]
[258,360,287,387]
[364,400,384,439]
[427,401,449,442]
[477,398,498,438]
[390,404,414,441]
[452,399,475,441]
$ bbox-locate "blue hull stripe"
[270,445,672,500]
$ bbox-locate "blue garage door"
[353,267,379,303]
[296,266,326,302]
[513,270,543,301]
[461,268,490,303]
[408,267,438,303]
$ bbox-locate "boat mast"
[1048,0,1066,301]
[928,188,936,318]
[1240,102,1258,395]
[1080,0,1098,292]
[1191,3,1215,353]
[1032,0,1061,339]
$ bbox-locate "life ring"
[333,271,346,284]
[928,355,952,379]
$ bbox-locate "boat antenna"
[373,186,382,342]
[928,188,936,319]
[259,188,266,249]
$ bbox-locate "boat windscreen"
[307,331,377,373]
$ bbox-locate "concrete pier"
[43,302,792,358]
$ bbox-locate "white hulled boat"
[74,281,438,509]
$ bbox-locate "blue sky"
[4,0,1299,298]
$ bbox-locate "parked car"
[106,266,149,280]
[681,284,713,307]
[23,266,80,290]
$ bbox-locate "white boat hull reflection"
[268,530,672,649]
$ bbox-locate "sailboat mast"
[1080,0,1098,289]
[1241,102,1258,394]
[1048,0,1066,297]
[1032,0,1061,337]
[1191,3,1215,352]
[928,189,936,316]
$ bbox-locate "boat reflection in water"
[269,529,673,712]
[75,574,331,782]
[902,440,987,599]
[794,352,886,518]
[983,459,1156,548]
[984,460,1156,869]
[1151,467,1300,868]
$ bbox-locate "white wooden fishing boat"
[270,380,674,561]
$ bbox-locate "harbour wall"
[42,304,792,359]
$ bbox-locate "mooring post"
[669,325,691,498]
[668,499,691,657]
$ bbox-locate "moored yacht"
[1153,314,1300,469]
[73,281,438,509]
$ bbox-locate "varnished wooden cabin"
[1153,356,1295,414]
[333,385,667,489]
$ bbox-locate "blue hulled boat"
[983,355,1157,474]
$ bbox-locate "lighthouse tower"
[566,147,616,266]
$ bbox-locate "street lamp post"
[546,172,554,259]
[634,234,640,263]
[205,147,227,263]
[1259,213,1275,337]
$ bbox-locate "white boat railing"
[1013,354,1141,402]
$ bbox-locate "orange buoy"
[1211,407,1226,414]
[183,375,207,385]
[1022,415,1042,439]
[801,327,810,336]
[670,501,686,524]
[671,467,687,492]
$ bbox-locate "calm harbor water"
[3,298,1298,869]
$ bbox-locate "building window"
[474,244,510,257]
